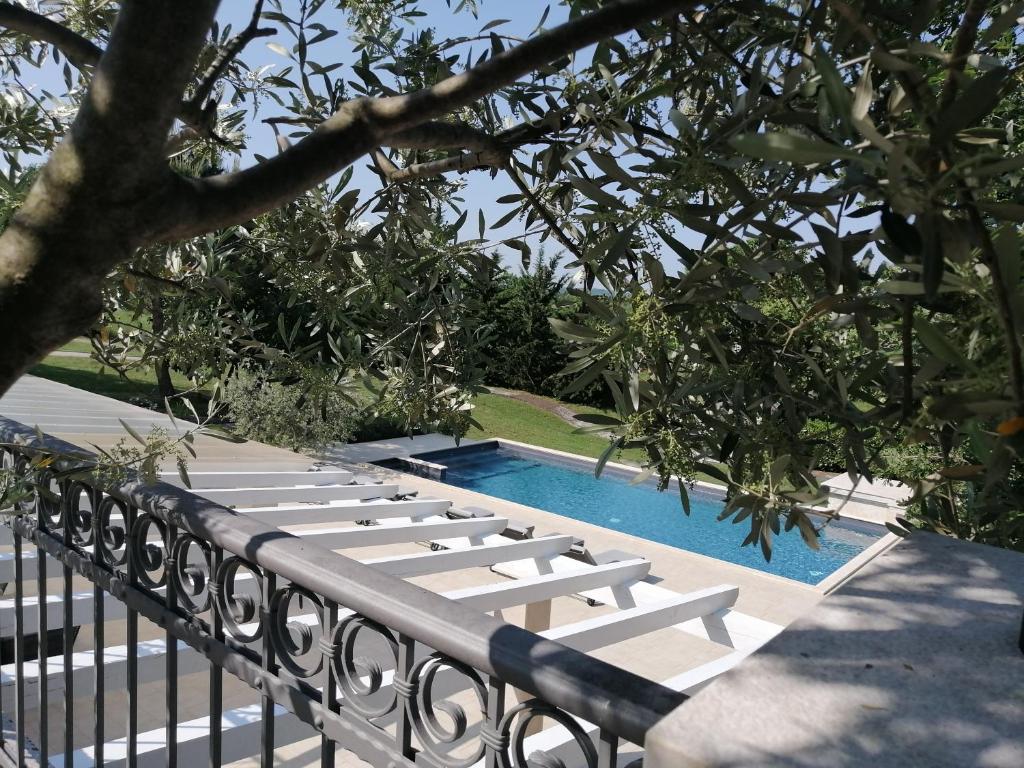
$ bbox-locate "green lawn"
[29,355,196,410]
[465,392,726,483]
[56,307,151,353]
[57,338,95,354]
[465,393,646,465]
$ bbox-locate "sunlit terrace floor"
[0,375,897,766]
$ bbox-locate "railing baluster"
[0,476,3,751]
[484,675,507,768]
[0,542,3,750]
[165,521,178,768]
[36,529,48,764]
[320,598,338,768]
[262,569,278,765]
[13,528,25,765]
[261,570,277,767]
[62,483,74,768]
[0,455,5,749]
[598,728,619,768]
[92,489,104,767]
[209,545,224,768]
[395,633,416,760]
[126,504,139,768]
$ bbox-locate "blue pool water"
[418,445,881,585]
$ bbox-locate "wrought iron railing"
[0,416,683,767]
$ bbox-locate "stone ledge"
[646,530,1024,768]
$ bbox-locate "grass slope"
[464,393,644,465]
[57,338,95,354]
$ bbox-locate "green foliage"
[467,253,602,403]
[460,253,612,407]
[93,427,191,488]
[6,0,1024,557]
[478,253,570,392]
[221,367,355,453]
[542,4,1024,555]
[2,418,215,517]
[0,165,37,232]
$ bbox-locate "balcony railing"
[0,416,684,767]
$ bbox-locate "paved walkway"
[319,432,485,464]
[0,375,312,471]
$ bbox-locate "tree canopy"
[2,0,1023,554]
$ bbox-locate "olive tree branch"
[506,162,586,262]
[370,148,401,180]
[0,0,241,142]
[157,0,695,240]
[938,0,988,111]
[371,122,512,182]
[0,1,103,68]
[0,0,693,396]
[325,118,562,183]
[386,122,504,152]
[124,267,199,293]
[182,0,276,124]
[376,148,509,183]
[0,0,219,391]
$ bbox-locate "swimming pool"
[393,442,883,585]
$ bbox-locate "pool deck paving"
[0,375,900,765]
[0,374,316,471]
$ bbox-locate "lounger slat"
[158,469,354,488]
[193,484,399,505]
[540,586,738,652]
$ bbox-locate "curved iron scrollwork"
[406,652,488,768]
[64,479,96,546]
[170,532,213,614]
[94,495,130,567]
[11,453,34,515]
[129,511,168,589]
[33,468,63,530]
[269,585,324,678]
[214,555,263,643]
[330,615,399,719]
[496,699,599,768]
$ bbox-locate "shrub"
[221,369,355,453]
[348,411,416,442]
[803,418,946,480]
[475,255,613,408]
